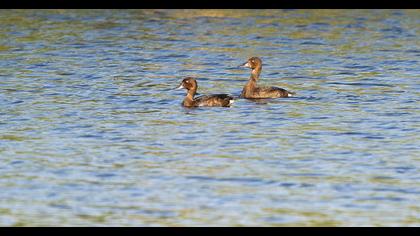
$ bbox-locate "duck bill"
[239,61,251,68]
[174,83,184,90]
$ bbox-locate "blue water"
[0,9,419,226]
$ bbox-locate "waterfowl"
[176,77,234,107]
[239,57,295,99]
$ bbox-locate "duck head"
[175,77,198,91]
[239,57,262,70]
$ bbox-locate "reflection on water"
[0,9,419,226]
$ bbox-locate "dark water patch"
[10,160,24,165]
[345,23,365,29]
[378,49,401,52]
[381,27,404,34]
[373,187,420,195]
[305,131,334,136]
[96,173,117,178]
[186,176,276,186]
[136,209,178,218]
[311,22,330,27]
[363,136,385,140]
[336,71,358,76]
[393,166,416,174]
[339,132,370,136]
[10,100,24,104]
[68,43,95,49]
[343,64,376,70]
[333,184,357,192]
[381,90,406,94]
[382,60,418,65]
[310,116,330,120]
[78,134,103,139]
[49,204,72,210]
[379,112,411,116]
[300,41,325,45]
[342,204,377,209]
[371,176,395,180]
[358,196,406,202]
[327,82,393,88]
[405,49,420,54]
[287,173,325,177]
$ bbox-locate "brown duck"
[240,57,295,99]
[176,77,234,107]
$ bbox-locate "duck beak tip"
[239,62,250,68]
[175,84,184,90]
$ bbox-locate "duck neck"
[242,66,261,96]
[183,88,196,106]
[251,65,262,81]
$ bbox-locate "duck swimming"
[176,77,234,107]
[239,57,295,99]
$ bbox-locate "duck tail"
[287,91,296,97]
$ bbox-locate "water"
[0,9,419,226]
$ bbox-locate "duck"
[239,57,295,99]
[175,77,234,107]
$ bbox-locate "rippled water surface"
[0,9,419,226]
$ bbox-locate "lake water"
[0,9,419,226]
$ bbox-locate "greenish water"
[0,9,419,226]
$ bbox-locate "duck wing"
[254,86,295,98]
[194,94,234,107]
